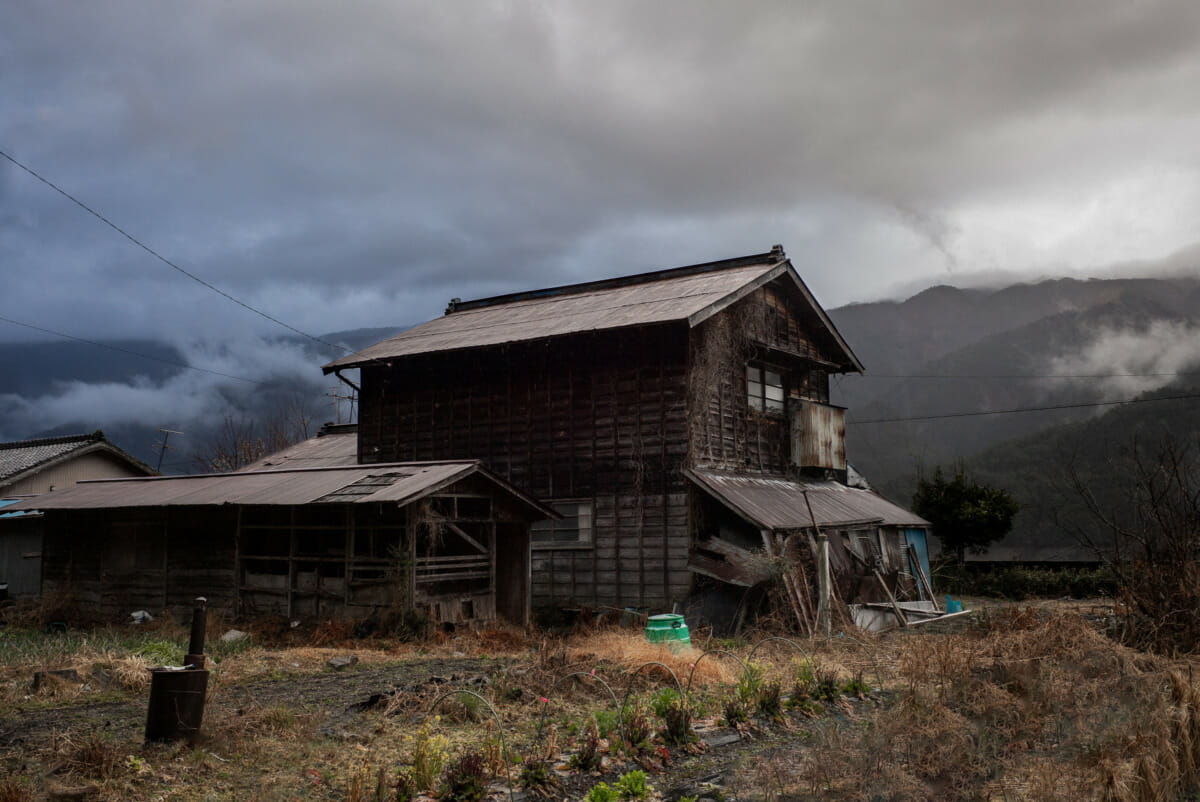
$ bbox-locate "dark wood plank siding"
[41,508,237,622]
[359,324,692,611]
[688,281,844,474]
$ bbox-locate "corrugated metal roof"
[325,259,780,369]
[687,468,929,531]
[323,249,863,372]
[239,429,358,471]
[4,461,554,518]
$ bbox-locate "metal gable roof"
[238,428,359,471]
[5,461,555,519]
[323,248,863,372]
[687,468,929,531]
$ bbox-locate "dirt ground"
[2,599,1197,801]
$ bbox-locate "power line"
[0,147,350,354]
[853,371,1200,379]
[846,391,1200,425]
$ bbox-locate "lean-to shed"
[9,461,553,626]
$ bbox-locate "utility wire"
[0,147,350,354]
[846,391,1200,425]
[853,371,1200,379]
[0,313,271,387]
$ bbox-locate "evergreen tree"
[913,467,1019,564]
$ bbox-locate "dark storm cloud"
[3,0,1200,346]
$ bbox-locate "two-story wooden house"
[326,246,931,621]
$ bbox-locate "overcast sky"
[4,1,1200,350]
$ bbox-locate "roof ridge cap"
[447,249,784,314]
[0,433,99,451]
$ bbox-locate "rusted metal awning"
[686,468,929,531]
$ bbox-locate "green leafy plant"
[721,692,750,726]
[615,769,652,800]
[620,705,653,752]
[518,757,559,798]
[435,751,487,802]
[570,718,603,772]
[814,668,841,703]
[394,769,416,802]
[650,687,680,718]
[756,679,783,721]
[791,660,815,694]
[585,782,618,802]
[658,695,693,745]
[842,671,871,697]
[409,722,450,791]
[593,709,620,740]
[737,663,764,705]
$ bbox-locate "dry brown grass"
[0,777,34,802]
[564,630,734,687]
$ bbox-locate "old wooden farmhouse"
[324,246,932,625]
[13,246,932,629]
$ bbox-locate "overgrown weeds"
[435,750,488,802]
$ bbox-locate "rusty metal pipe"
[184,597,207,670]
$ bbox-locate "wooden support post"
[908,543,937,606]
[803,491,832,636]
[816,534,832,636]
[874,568,909,627]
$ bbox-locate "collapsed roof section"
[686,468,929,532]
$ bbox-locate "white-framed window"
[532,500,594,549]
[747,365,785,413]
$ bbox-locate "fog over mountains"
[0,327,404,472]
[4,274,1200,558]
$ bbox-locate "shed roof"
[324,248,863,372]
[687,468,929,531]
[239,425,359,471]
[6,461,553,519]
[0,433,154,489]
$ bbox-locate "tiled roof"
[0,434,102,483]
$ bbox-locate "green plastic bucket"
[645,614,690,650]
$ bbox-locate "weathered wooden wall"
[358,325,693,611]
[688,280,842,474]
[41,507,238,621]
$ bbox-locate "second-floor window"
[747,365,785,413]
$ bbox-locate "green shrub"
[933,561,1117,600]
[585,782,618,802]
[615,769,651,800]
